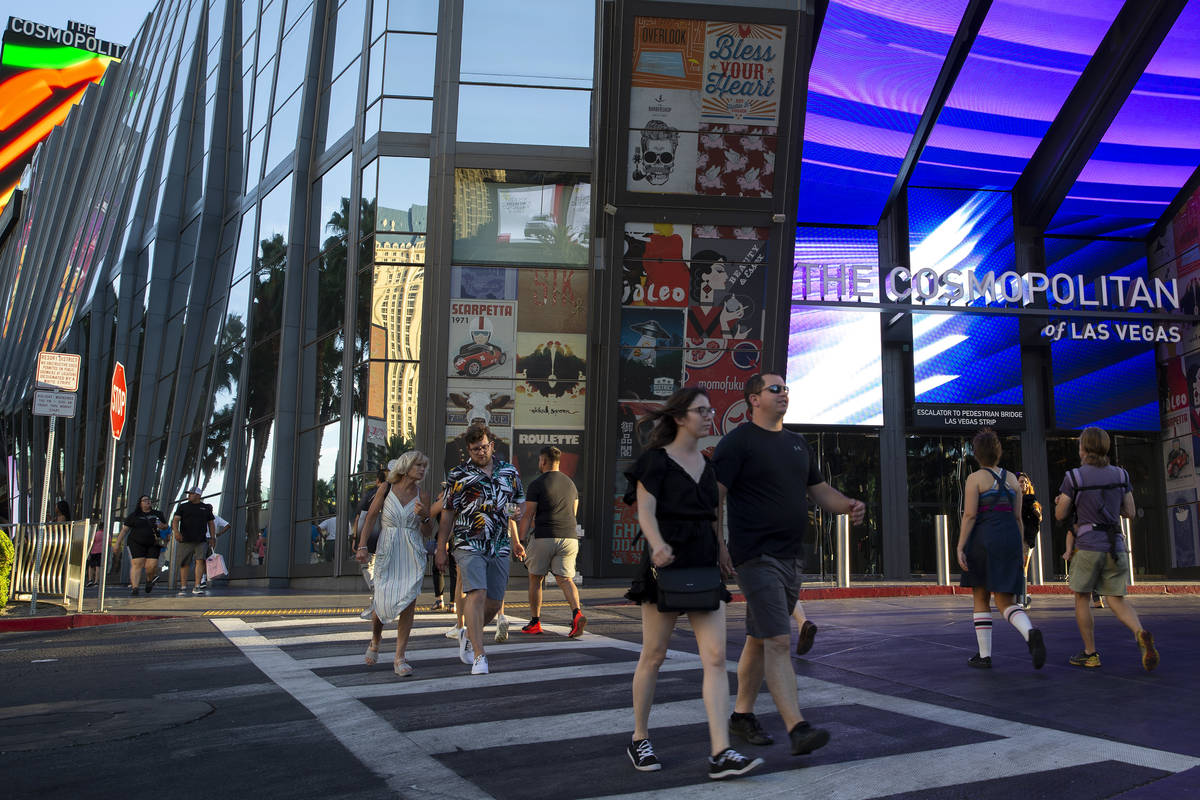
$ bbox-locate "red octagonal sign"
[110,362,128,440]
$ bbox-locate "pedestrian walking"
[518,446,586,638]
[1056,427,1159,671]
[112,495,169,595]
[356,451,435,677]
[86,518,104,587]
[172,488,216,595]
[714,373,864,758]
[624,388,762,781]
[434,422,526,675]
[956,430,1046,670]
[1016,472,1042,608]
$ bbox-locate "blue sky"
[12,0,156,48]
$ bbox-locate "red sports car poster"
[447,299,517,378]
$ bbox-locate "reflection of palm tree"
[198,316,245,489]
[244,233,287,512]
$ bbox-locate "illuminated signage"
[6,18,126,59]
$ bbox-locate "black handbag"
[652,566,723,612]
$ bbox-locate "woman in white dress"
[355,450,434,676]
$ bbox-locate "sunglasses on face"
[758,384,789,395]
[687,406,717,417]
[642,151,674,164]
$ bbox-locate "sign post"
[30,352,81,614]
[97,362,127,613]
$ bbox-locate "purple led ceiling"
[1048,2,1200,238]
[910,0,1123,191]
[797,0,969,226]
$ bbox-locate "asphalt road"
[2,595,1198,799]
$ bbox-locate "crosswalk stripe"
[299,638,618,670]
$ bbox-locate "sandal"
[365,642,380,666]
[394,659,414,677]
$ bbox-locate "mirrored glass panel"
[311,154,353,255]
[242,504,269,567]
[460,0,593,88]
[457,85,590,146]
[358,360,421,453]
[318,58,360,151]
[244,417,276,505]
[454,169,590,264]
[383,33,436,97]
[380,98,433,134]
[311,332,345,425]
[315,244,349,340]
[371,264,423,360]
[275,8,312,102]
[389,0,438,32]
[332,0,368,79]
[211,346,244,420]
[266,89,301,170]
[244,336,281,422]
[198,415,234,500]
[377,157,429,232]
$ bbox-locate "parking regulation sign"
[35,351,81,392]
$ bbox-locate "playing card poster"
[513,430,584,483]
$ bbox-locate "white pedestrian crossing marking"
[213,614,1200,800]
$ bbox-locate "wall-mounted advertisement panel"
[907,187,1015,307]
[784,307,882,426]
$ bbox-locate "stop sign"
[110,361,127,440]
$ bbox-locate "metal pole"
[97,435,117,612]
[31,414,56,614]
[1121,517,1135,587]
[935,514,951,587]
[1030,529,1044,586]
[835,514,851,588]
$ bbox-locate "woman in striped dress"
[356,450,434,676]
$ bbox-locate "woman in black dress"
[112,495,168,595]
[956,430,1045,669]
[623,388,761,781]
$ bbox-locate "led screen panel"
[908,187,1015,306]
[0,20,124,211]
[912,313,1022,405]
[1047,238,1158,430]
[791,226,878,302]
[785,307,882,426]
[1047,3,1200,238]
[797,0,968,225]
[910,0,1122,190]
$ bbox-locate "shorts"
[454,547,510,602]
[87,552,102,568]
[1068,549,1128,596]
[174,540,209,571]
[526,537,578,577]
[128,538,162,560]
[736,555,802,639]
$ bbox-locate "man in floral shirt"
[436,422,525,675]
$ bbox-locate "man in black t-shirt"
[172,487,216,596]
[714,372,865,758]
[517,447,585,637]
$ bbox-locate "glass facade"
[2,0,1199,585]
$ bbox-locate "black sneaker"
[144,579,154,595]
[788,721,830,755]
[729,712,774,746]
[1027,628,1046,670]
[967,653,992,669]
[129,586,140,596]
[796,620,818,656]
[627,738,661,772]
[708,748,763,780]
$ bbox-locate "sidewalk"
[5,577,1200,631]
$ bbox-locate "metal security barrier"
[6,522,89,612]
[835,514,851,588]
[1122,518,1135,587]
[934,514,952,586]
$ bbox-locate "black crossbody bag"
[652,566,723,612]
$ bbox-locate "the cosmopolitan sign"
[6,17,127,59]
[795,265,1186,342]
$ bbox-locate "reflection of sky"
[791,226,879,301]
[797,0,968,225]
[1047,237,1157,431]
[785,307,882,425]
[1048,2,1200,237]
[912,313,1022,404]
[911,0,1122,190]
[908,187,1014,305]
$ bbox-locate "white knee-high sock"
[973,612,993,657]
[1004,605,1033,641]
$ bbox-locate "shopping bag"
[205,552,229,580]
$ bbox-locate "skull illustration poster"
[700,22,785,125]
[622,223,691,308]
[628,88,699,194]
[447,299,517,378]
[517,268,588,332]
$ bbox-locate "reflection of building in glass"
[372,227,424,441]
[454,169,505,239]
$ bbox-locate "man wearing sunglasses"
[714,373,866,758]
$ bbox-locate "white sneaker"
[495,614,509,643]
[458,627,474,665]
[471,654,489,675]
[445,624,462,639]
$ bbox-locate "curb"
[0,613,177,633]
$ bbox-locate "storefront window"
[453,169,590,265]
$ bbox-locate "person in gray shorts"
[434,422,526,675]
[517,446,585,638]
[713,373,865,757]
